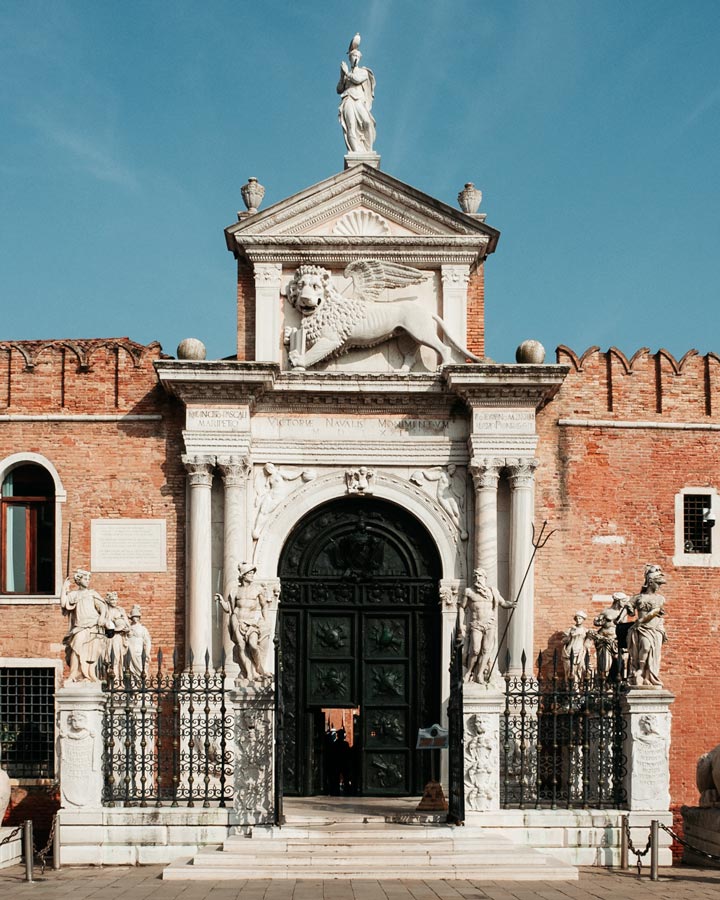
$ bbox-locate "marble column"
[217,457,251,677]
[506,458,538,673]
[439,580,463,791]
[183,455,215,671]
[469,458,502,587]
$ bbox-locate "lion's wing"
[344,260,427,302]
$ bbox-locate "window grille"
[684,494,712,554]
[0,666,55,778]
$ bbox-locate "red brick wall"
[467,265,485,358]
[236,262,255,360]
[536,345,720,810]
[0,340,186,667]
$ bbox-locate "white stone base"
[463,808,675,867]
[344,151,381,169]
[58,807,231,866]
[681,805,720,868]
[0,826,22,868]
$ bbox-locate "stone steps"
[163,823,578,881]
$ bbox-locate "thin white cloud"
[681,84,720,131]
[25,110,138,190]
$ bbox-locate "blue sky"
[2,0,719,364]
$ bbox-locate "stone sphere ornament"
[516,339,546,364]
[241,177,265,214]
[457,183,482,214]
[177,338,207,361]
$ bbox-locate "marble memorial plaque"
[91,519,167,572]
[472,409,535,435]
[186,407,250,432]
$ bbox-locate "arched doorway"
[278,496,442,797]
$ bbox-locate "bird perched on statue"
[348,33,361,53]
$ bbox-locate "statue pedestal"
[344,151,381,169]
[622,688,674,811]
[463,684,505,812]
[229,682,275,826]
[56,684,107,809]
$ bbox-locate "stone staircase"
[163,802,578,880]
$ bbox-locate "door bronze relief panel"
[278,498,441,797]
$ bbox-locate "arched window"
[1,464,55,594]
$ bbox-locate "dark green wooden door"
[278,498,441,797]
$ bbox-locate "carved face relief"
[286,266,330,317]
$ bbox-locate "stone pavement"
[1,866,720,900]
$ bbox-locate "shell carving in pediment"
[332,209,391,237]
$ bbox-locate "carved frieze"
[464,713,498,812]
[253,463,316,539]
[410,466,468,540]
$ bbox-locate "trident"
[487,520,556,679]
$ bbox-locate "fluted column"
[183,455,215,671]
[217,456,251,676]
[469,458,503,587]
[506,458,538,673]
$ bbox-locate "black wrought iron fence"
[102,650,234,807]
[501,650,627,809]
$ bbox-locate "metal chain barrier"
[0,825,22,847]
[659,821,720,865]
[36,813,58,874]
[622,817,652,877]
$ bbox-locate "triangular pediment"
[225,165,499,252]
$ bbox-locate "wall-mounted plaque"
[91,519,167,572]
[186,407,249,432]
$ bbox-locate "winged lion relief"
[283,260,482,371]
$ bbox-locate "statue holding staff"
[337,33,376,153]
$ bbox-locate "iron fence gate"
[501,651,627,809]
[102,650,234,807]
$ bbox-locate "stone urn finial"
[458,182,482,214]
[241,177,265,214]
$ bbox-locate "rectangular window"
[0,667,55,778]
[684,493,713,554]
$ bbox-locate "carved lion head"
[286,265,332,317]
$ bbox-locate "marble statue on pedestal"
[61,569,108,683]
[461,568,516,685]
[127,605,152,677]
[561,611,590,680]
[284,262,482,371]
[592,591,633,677]
[216,563,272,683]
[337,34,376,153]
[627,564,668,687]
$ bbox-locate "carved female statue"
[627,565,668,687]
[61,569,108,683]
[561,611,591,680]
[337,42,376,153]
[104,591,131,683]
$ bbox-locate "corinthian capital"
[469,457,504,491]
[505,458,539,489]
[217,456,252,486]
[182,455,215,487]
